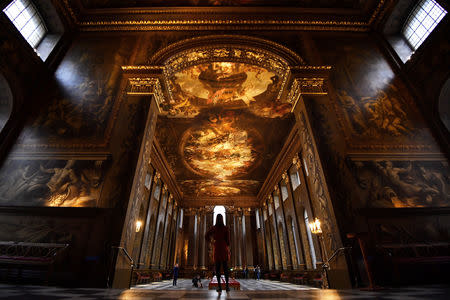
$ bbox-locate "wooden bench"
[280,272,290,282]
[292,273,306,285]
[135,271,151,284]
[377,242,450,284]
[208,275,240,290]
[312,273,323,288]
[0,241,69,284]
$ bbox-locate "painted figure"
[205,214,230,292]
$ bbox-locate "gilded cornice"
[150,35,305,66]
[62,0,389,32]
[125,77,163,113]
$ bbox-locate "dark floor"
[0,281,449,299]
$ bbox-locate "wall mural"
[351,160,450,208]
[162,62,290,118]
[316,38,437,150]
[0,160,106,207]
[18,37,135,146]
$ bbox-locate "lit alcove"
[0,73,13,134]
[213,205,226,225]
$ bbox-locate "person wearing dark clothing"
[192,274,203,288]
[256,266,261,280]
[173,263,179,286]
[205,214,231,293]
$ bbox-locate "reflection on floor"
[0,282,449,299]
[134,278,316,290]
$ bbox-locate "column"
[198,212,207,270]
[268,196,281,270]
[244,209,254,267]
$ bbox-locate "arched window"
[304,210,317,269]
[213,205,226,225]
[3,0,47,49]
[402,0,447,50]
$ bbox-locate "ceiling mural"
[156,108,294,199]
[80,0,361,9]
[162,62,290,118]
[155,47,295,199]
[181,110,264,179]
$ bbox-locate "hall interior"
[0,0,449,294]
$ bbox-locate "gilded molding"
[62,0,388,32]
[127,77,164,113]
[288,77,328,112]
[151,35,305,65]
[122,66,165,71]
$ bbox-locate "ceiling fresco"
[80,0,362,9]
[155,49,295,199]
[156,108,294,199]
[181,110,264,179]
[162,62,290,118]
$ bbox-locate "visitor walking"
[206,214,231,293]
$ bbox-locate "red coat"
[206,225,230,262]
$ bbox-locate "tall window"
[178,208,184,228]
[402,0,447,50]
[289,166,301,190]
[3,0,47,49]
[304,210,317,269]
[213,205,226,225]
[255,209,261,229]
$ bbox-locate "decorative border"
[287,77,329,112]
[62,0,387,32]
[162,45,291,103]
[126,77,163,113]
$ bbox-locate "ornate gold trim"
[288,77,328,112]
[161,45,291,103]
[126,77,164,113]
[62,0,387,32]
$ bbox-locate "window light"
[3,0,47,49]
[402,0,447,50]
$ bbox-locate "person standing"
[205,214,231,293]
[173,263,179,286]
[256,266,261,280]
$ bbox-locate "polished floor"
[0,282,449,299]
[134,278,317,291]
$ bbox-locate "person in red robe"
[205,214,230,292]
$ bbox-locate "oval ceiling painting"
[162,62,291,118]
[180,110,264,179]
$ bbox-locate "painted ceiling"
[80,0,362,9]
[156,60,294,199]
